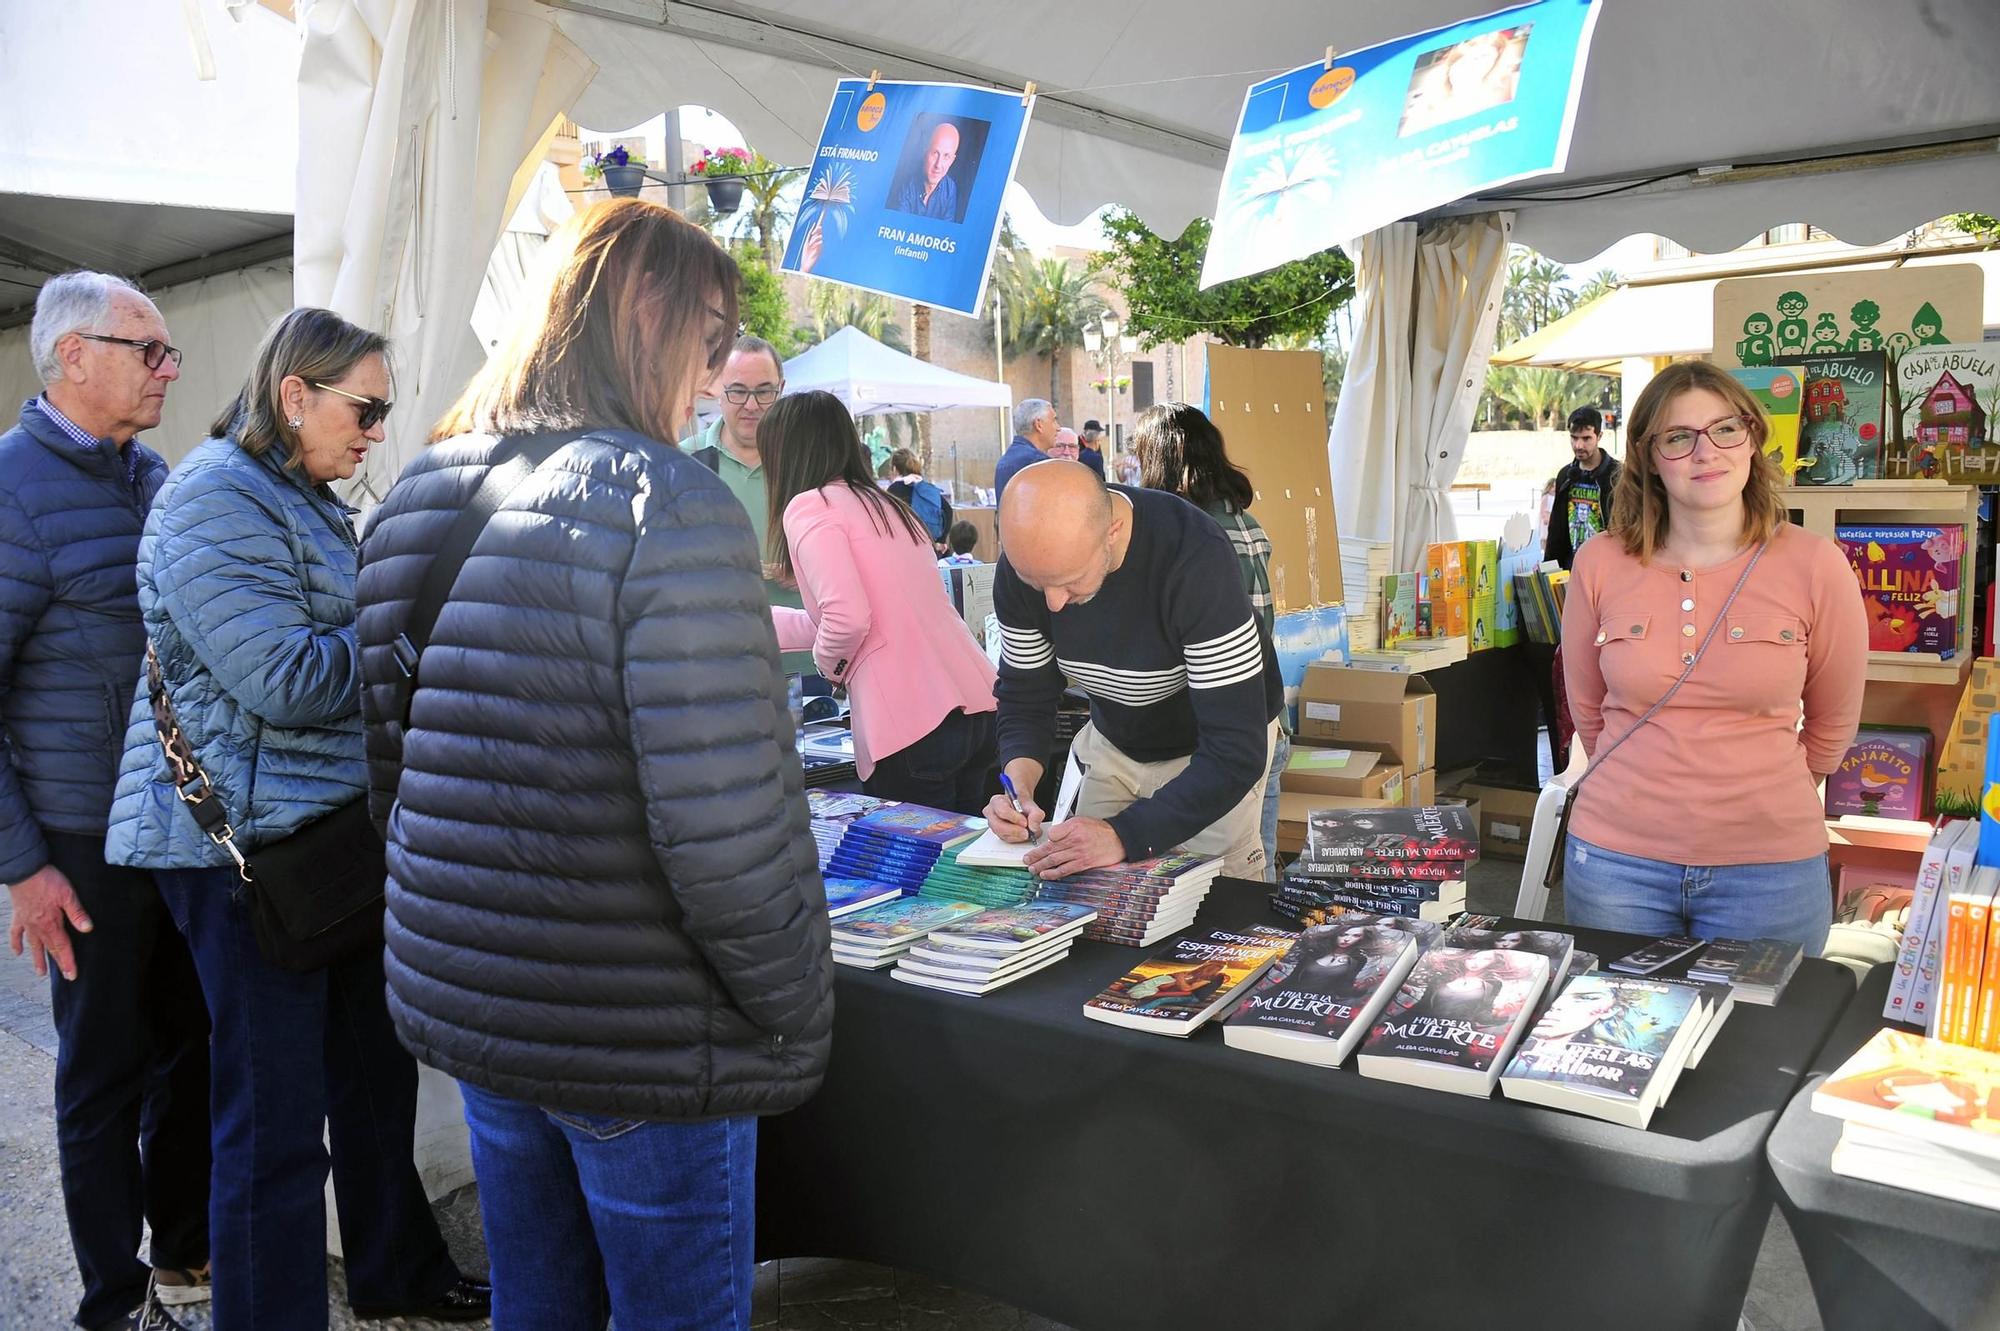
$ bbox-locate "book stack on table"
[1082,924,1298,1035]
[829,897,988,970]
[1274,806,1476,924]
[805,790,893,873]
[1687,936,1806,1006]
[915,830,1042,910]
[892,901,1098,996]
[1813,1028,2000,1211]
[822,804,987,895]
[1037,852,1226,947]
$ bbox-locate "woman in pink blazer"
[760,391,999,813]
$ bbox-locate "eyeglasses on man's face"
[309,380,394,431]
[1649,414,1753,461]
[79,333,182,370]
[722,385,782,406]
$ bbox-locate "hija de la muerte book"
[1356,946,1550,1094]
[1223,920,1425,1067]
[1301,806,1480,862]
[1082,925,1297,1034]
[1837,524,1961,655]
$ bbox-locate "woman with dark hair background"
[1133,402,1286,879]
[763,390,999,813]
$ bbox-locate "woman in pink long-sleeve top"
[761,390,1000,814]
[1561,360,1867,954]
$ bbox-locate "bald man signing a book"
[985,461,1284,880]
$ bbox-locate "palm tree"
[732,151,804,265]
[993,253,1108,411]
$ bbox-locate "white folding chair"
[1513,734,1587,921]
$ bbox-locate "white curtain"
[1327,212,1511,573]
[294,0,594,505]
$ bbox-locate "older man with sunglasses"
[1,272,211,1330]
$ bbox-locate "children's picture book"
[1837,525,1961,657]
[822,878,905,919]
[1499,973,1704,1129]
[924,901,1097,954]
[1356,945,1551,1096]
[1774,351,1887,485]
[851,805,990,846]
[829,898,987,951]
[1381,572,1420,647]
[1082,924,1297,1035]
[1725,365,1805,480]
[1890,341,2000,482]
[1300,806,1480,862]
[1425,542,1466,599]
[1825,725,1933,819]
[1813,1026,2000,1164]
[1223,919,1422,1067]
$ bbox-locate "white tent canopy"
[783,326,1011,416]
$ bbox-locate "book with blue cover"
[823,878,904,919]
[829,898,986,953]
[925,901,1098,954]
[852,805,990,846]
[1499,972,1705,1128]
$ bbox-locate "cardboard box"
[1282,745,1404,802]
[1404,768,1437,808]
[1297,664,1437,771]
[1456,780,1542,860]
[1276,789,1400,856]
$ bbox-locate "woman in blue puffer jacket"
[104,308,485,1331]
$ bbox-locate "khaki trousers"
[1070,718,1280,881]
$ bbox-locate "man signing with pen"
[984,462,1282,880]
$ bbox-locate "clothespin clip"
[1021,79,1038,106]
[867,69,880,90]
[1324,46,1336,70]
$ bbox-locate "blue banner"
[781,79,1033,317]
[1201,0,1601,287]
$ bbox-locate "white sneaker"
[151,1263,211,1307]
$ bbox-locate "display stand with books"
[1274,805,1476,924]
[1767,964,2000,1331]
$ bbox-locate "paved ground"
[0,854,1823,1331]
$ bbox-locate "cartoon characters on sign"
[1773,290,1810,357]
[1911,301,1950,347]
[1846,299,1884,353]
[1809,313,1845,355]
[1735,311,1775,366]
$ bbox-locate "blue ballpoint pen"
[997,772,1040,845]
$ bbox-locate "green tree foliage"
[1946,212,2000,245]
[730,243,798,359]
[795,285,916,448]
[993,251,1107,411]
[1093,210,1354,350]
[1481,246,1615,428]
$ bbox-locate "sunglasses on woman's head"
[308,381,394,431]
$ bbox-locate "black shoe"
[117,1276,188,1331]
[352,1275,493,1323]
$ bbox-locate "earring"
[287,416,303,428]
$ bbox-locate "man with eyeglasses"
[1544,404,1620,571]
[1,271,210,1330]
[678,335,808,667]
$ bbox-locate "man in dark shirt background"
[1543,405,1619,569]
[1077,420,1108,478]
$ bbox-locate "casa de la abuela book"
[1083,924,1297,1036]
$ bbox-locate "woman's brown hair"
[214,307,388,471]
[760,391,927,581]
[1610,359,1788,563]
[432,199,738,444]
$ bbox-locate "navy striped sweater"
[994,485,1282,860]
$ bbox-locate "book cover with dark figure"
[1359,946,1549,1081]
[1301,806,1480,862]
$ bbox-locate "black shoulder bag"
[1544,541,1768,892]
[148,432,573,971]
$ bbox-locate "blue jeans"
[459,1082,756,1331]
[154,865,458,1330]
[1563,834,1833,956]
[1258,730,1291,882]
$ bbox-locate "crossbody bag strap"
[147,640,251,879]
[387,431,579,727]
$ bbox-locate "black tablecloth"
[1431,643,1541,776]
[757,878,1854,1330]
[1766,964,2000,1331]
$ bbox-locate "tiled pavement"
[0,857,1822,1330]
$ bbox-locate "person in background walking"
[1133,402,1287,880]
[1077,419,1108,478]
[105,307,485,1329]
[1544,404,1619,570]
[886,447,952,553]
[355,199,832,1331]
[765,391,1000,814]
[1,271,210,1331]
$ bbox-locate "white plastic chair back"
[1514,735,1587,921]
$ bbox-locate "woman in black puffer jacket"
[355,199,832,1331]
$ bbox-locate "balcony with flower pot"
[690,146,752,214]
